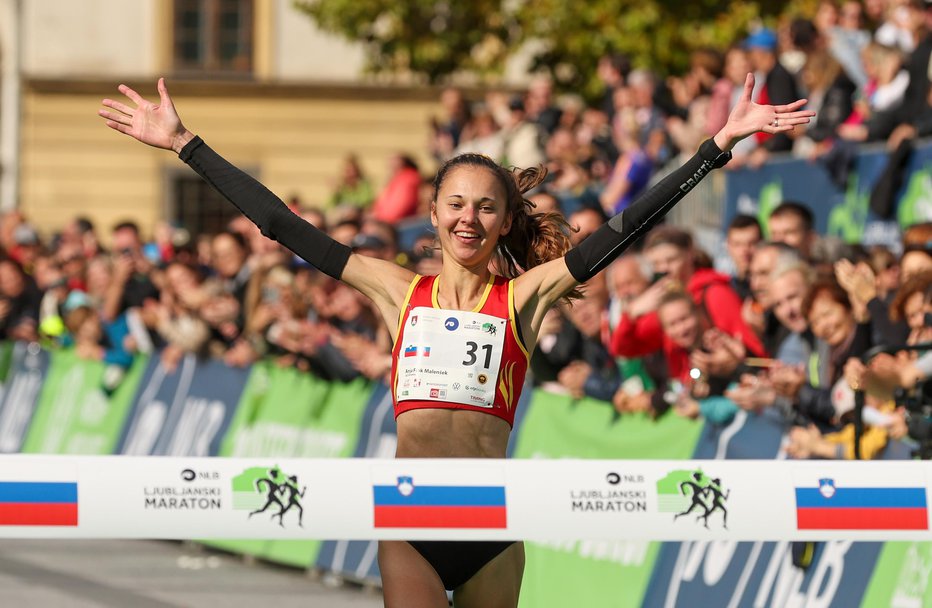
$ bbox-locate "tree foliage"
[295,0,818,95]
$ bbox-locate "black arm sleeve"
[564,138,731,282]
[178,136,351,280]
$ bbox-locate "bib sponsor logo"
[444,317,459,331]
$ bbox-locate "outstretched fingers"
[775,114,813,125]
[102,120,133,136]
[101,98,134,117]
[117,83,146,107]
[773,99,809,113]
[98,108,132,126]
[157,77,174,108]
[741,72,755,102]
[102,98,134,114]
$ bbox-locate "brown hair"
[432,153,581,299]
[801,277,851,319]
[903,222,932,251]
[691,48,724,80]
[802,49,842,93]
[889,270,932,322]
[658,289,697,313]
[643,226,693,252]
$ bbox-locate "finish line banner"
[0,455,929,541]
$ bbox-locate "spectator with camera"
[532,275,621,402]
[101,221,159,324]
[0,258,42,343]
[612,227,766,365]
[639,290,745,422]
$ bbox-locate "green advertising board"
[512,390,703,608]
[21,349,147,455]
[206,362,371,566]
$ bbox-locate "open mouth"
[453,230,482,244]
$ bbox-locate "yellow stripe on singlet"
[507,280,530,361]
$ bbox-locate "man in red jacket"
[610,226,766,360]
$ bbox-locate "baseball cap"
[744,28,778,51]
[63,290,93,313]
[13,224,40,246]
[351,233,387,252]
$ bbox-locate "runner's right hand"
[99,78,193,153]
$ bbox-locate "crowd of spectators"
[3,0,932,459]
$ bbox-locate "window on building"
[174,0,254,75]
[171,172,247,237]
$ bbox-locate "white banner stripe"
[0,456,928,541]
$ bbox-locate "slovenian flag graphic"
[371,467,507,529]
[404,345,417,357]
[0,481,79,526]
[795,478,928,530]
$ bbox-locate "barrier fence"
[0,345,928,607]
[723,139,932,250]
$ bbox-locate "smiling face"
[749,246,779,306]
[904,292,931,333]
[658,298,701,350]
[430,165,512,269]
[646,243,692,284]
[771,269,809,334]
[807,291,854,347]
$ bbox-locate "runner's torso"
[390,274,530,457]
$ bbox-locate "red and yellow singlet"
[390,274,530,427]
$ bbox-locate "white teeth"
[454,232,479,238]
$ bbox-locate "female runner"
[99,74,812,608]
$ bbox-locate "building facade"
[3,0,447,239]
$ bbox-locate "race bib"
[396,307,507,408]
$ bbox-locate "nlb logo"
[444,317,459,331]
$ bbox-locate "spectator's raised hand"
[725,373,776,412]
[834,259,876,306]
[769,363,806,399]
[612,389,651,416]
[713,73,814,152]
[113,254,134,285]
[557,360,592,399]
[787,424,823,459]
[99,79,192,153]
[843,356,868,391]
[627,277,673,319]
[674,393,701,419]
[741,297,765,335]
[224,339,259,368]
[694,329,746,376]
[888,407,909,440]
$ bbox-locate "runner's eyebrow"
[446,194,499,204]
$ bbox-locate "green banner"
[0,341,15,384]
[205,362,371,566]
[261,375,372,567]
[861,542,932,607]
[21,350,147,454]
[512,391,704,608]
